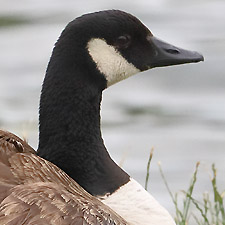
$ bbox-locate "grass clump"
[145,151,225,225]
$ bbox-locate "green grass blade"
[182,162,200,222]
[158,162,184,221]
[145,148,154,191]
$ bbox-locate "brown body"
[0,130,128,225]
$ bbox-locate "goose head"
[47,10,203,90]
[86,12,203,87]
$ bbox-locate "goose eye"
[115,35,131,48]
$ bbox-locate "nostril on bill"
[165,48,180,54]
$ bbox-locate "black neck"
[37,42,129,196]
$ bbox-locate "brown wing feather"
[0,131,129,225]
[0,130,36,202]
[0,182,121,225]
[0,130,35,164]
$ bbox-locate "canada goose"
[0,10,203,225]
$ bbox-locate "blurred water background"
[0,0,225,218]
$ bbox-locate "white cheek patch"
[87,38,140,87]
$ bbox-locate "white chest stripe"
[99,178,176,225]
[87,38,140,87]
